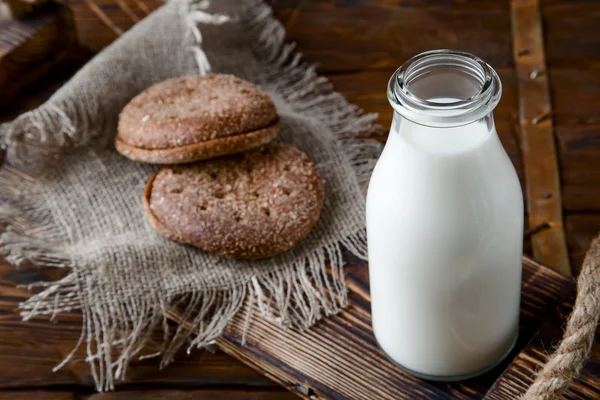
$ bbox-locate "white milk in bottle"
[366,50,523,380]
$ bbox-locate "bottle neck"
[387,50,502,128]
[390,112,497,154]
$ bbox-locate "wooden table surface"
[1,0,600,399]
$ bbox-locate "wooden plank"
[0,2,77,107]
[186,255,579,400]
[0,390,297,400]
[484,295,600,399]
[274,1,513,73]
[565,214,600,276]
[557,124,600,212]
[0,49,92,123]
[0,261,280,390]
[548,68,600,130]
[510,0,571,275]
[0,392,79,400]
[64,0,162,52]
[89,389,297,400]
[541,0,600,212]
[1,0,49,18]
[541,0,600,68]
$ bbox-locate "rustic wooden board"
[484,295,600,400]
[0,2,77,107]
[205,256,581,400]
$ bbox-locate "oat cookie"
[143,143,325,259]
[116,74,279,164]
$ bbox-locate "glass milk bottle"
[366,50,523,380]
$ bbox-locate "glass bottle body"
[366,50,524,380]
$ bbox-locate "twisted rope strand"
[523,234,600,399]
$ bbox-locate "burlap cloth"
[0,0,380,391]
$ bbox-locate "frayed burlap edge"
[0,0,381,392]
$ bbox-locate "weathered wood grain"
[1,0,50,18]
[275,1,513,73]
[557,125,600,213]
[56,0,162,52]
[511,0,571,275]
[89,389,297,399]
[484,294,600,399]
[541,0,600,68]
[0,389,296,400]
[0,392,79,400]
[202,256,577,400]
[0,2,77,107]
[565,214,600,276]
[0,49,91,124]
[0,261,281,390]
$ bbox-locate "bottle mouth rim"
[387,49,502,127]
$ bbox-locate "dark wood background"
[1,0,599,399]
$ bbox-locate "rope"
[524,234,600,399]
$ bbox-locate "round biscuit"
[117,74,279,164]
[143,143,325,259]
